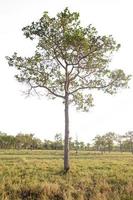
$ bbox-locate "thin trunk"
[131,141,133,154]
[64,94,70,172]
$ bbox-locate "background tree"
[31,137,42,149]
[43,139,53,150]
[104,132,116,153]
[93,135,106,153]
[85,142,90,151]
[54,133,63,150]
[6,8,130,171]
[125,131,133,154]
[69,137,75,150]
[0,132,15,149]
[93,135,101,151]
[15,133,38,149]
[115,134,123,153]
[79,141,85,150]
[75,135,80,155]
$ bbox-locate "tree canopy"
[6,8,130,109]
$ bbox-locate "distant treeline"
[0,131,133,153]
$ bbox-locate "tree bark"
[64,94,70,172]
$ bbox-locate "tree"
[43,139,53,149]
[31,137,42,149]
[74,135,80,155]
[115,134,123,153]
[54,133,63,150]
[15,133,35,149]
[85,143,90,151]
[125,131,133,153]
[78,141,85,150]
[6,8,130,171]
[93,135,106,153]
[104,132,116,153]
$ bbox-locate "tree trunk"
[64,94,70,172]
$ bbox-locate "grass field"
[0,150,133,200]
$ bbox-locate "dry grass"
[0,150,133,199]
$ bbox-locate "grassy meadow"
[0,150,133,200]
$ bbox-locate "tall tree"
[6,8,130,171]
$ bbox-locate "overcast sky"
[0,0,133,142]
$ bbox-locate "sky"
[0,0,133,142]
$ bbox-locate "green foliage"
[93,132,116,153]
[6,7,130,111]
[0,132,42,150]
[1,131,133,153]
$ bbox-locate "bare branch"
[26,82,41,97]
[35,84,65,99]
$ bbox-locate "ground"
[0,150,133,200]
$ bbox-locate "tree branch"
[36,84,65,99]
[53,49,66,70]
[69,79,117,95]
[24,78,65,99]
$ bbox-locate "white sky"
[0,0,133,142]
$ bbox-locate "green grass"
[0,150,133,199]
